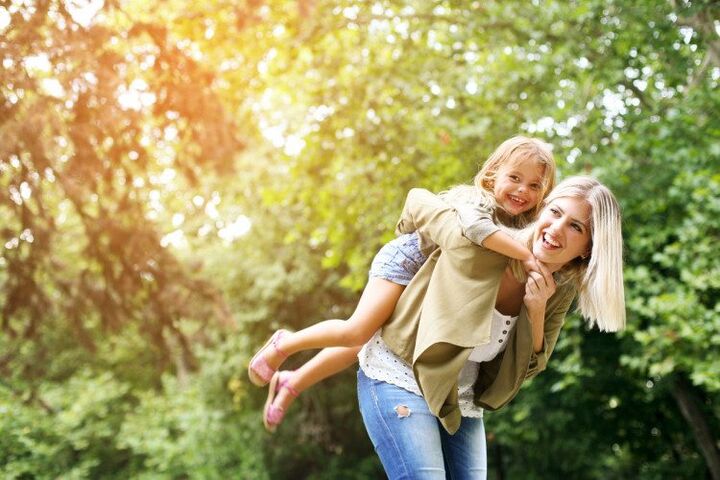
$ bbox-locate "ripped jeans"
[357,368,487,480]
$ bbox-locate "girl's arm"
[454,200,537,271]
[399,188,537,271]
[483,232,537,272]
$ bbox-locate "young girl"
[248,136,556,431]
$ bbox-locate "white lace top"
[358,309,518,418]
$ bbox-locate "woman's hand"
[524,263,556,312]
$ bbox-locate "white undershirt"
[358,309,518,418]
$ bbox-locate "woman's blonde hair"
[473,136,557,227]
[510,176,626,332]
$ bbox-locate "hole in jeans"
[394,405,411,418]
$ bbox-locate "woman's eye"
[549,207,560,215]
[572,223,583,232]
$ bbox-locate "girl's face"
[493,159,545,216]
[532,197,592,270]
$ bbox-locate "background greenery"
[1,0,718,478]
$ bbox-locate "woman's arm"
[524,278,575,378]
[524,265,557,353]
[472,279,576,410]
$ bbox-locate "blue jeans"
[357,368,487,480]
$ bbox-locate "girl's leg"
[266,346,361,425]
[256,278,405,374]
[357,368,446,479]
[440,416,488,480]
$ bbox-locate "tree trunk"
[670,373,720,480]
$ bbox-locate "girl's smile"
[493,160,545,216]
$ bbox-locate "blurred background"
[1,0,718,478]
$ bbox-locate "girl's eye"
[549,207,560,215]
[509,175,520,181]
[530,183,541,191]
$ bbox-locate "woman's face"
[532,196,592,270]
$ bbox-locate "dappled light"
[1,0,719,478]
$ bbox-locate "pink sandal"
[263,370,299,433]
[248,329,290,387]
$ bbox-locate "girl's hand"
[524,262,556,311]
[521,254,541,276]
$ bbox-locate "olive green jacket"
[381,189,576,434]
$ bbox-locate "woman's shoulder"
[548,281,578,312]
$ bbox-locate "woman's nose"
[546,221,561,235]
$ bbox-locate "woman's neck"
[542,260,565,273]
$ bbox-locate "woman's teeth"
[542,233,560,248]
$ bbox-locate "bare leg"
[292,345,360,391]
[270,346,361,422]
[258,278,405,372]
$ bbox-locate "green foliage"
[116,370,269,478]
[0,371,133,479]
[1,0,719,478]
[487,317,710,479]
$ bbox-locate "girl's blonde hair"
[510,176,626,332]
[473,136,557,227]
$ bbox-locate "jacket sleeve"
[452,196,501,247]
[525,284,575,378]
[395,188,472,255]
[472,283,577,411]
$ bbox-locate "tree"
[2,0,719,477]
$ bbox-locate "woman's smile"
[532,197,592,269]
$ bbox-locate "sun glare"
[218,216,252,242]
[0,7,10,31]
[64,0,104,28]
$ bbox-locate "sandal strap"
[249,330,289,386]
[272,330,289,359]
[250,358,275,384]
[278,376,299,398]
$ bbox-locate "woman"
[356,176,624,479]
[267,176,625,479]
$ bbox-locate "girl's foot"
[248,329,290,386]
[263,370,299,433]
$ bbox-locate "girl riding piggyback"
[249,136,557,431]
